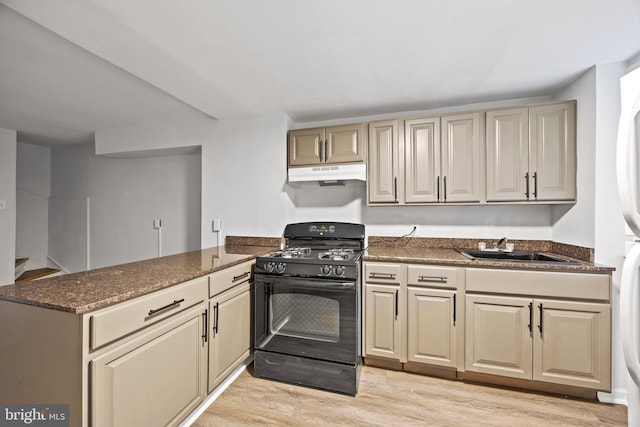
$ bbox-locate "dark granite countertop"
[364,237,614,274]
[0,237,281,314]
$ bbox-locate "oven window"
[270,294,340,343]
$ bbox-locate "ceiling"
[1,0,640,147]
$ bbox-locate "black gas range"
[253,222,365,395]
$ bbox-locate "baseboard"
[178,354,254,427]
[598,388,628,406]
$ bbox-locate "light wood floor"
[193,365,627,426]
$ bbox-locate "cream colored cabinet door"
[91,305,207,427]
[368,120,400,203]
[326,123,366,164]
[533,299,610,390]
[208,282,252,392]
[365,283,404,361]
[407,287,457,368]
[404,117,440,203]
[486,107,530,201]
[529,101,576,201]
[288,127,325,166]
[441,112,482,203]
[465,294,533,380]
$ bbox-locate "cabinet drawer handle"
[418,275,447,283]
[369,272,396,279]
[233,271,250,283]
[148,298,185,317]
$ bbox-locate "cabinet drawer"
[407,265,459,288]
[365,263,403,285]
[209,260,254,297]
[90,276,208,350]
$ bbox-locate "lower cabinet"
[407,287,457,368]
[465,269,611,391]
[91,304,208,427]
[208,281,252,391]
[364,262,463,370]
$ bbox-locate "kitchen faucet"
[494,237,508,249]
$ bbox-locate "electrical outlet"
[213,219,222,232]
[153,219,162,229]
[411,224,418,233]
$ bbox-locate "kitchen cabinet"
[406,265,462,368]
[368,120,400,203]
[91,304,207,427]
[89,276,209,426]
[364,262,464,370]
[465,268,611,391]
[364,263,405,360]
[288,123,366,167]
[207,261,253,391]
[369,112,481,205]
[486,101,576,202]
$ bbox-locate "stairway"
[15,258,61,284]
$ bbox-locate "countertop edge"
[0,245,276,314]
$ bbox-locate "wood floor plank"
[193,365,627,426]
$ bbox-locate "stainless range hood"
[287,163,366,185]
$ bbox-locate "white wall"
[201,114,291,248]
[50,142,201,270]
[16,142,51,269]
[0,128,17,285]
[552,68,597,247]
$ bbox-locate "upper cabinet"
[288,123,366,167]
[368,112,482,205]
[486,101,576,202]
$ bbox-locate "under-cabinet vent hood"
[288,163,366,184]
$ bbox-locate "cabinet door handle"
[202,309,208,344]
[443,176,447,202]
[538,303,543,335]
[528,302,533,334]
[324,139,329,162]
[233,272,250,283]
[437,176,440,201]
[213,302,220,335]
[418,275,447,283]
[525,172,530,199]
[147,298,184,317]
[369,272,396,279]
[533,172,538,199]
[453,294,457,326]
[395,290,399,319]
[394,177,398,202]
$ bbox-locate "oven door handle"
[256,276,356,292]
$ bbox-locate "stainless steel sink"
[459,249,581,264]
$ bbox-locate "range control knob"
[335,266,345,277]
[320,265,333,276]
[275,262,286,273]
[265,262,275,273]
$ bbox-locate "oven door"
[255,274,358,364]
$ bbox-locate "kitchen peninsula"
[0,237,279,427]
